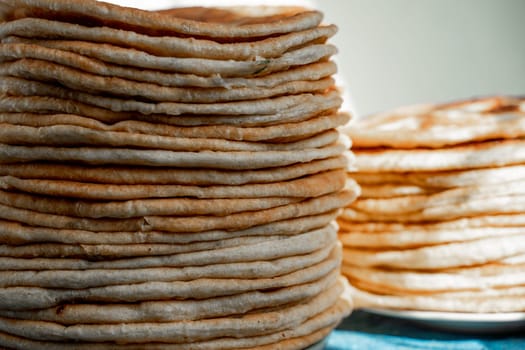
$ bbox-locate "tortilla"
[342,263,525,294]
[0,244,337,288]
[0,246,342,309]
[0,93,342,127]
[0,123,340,152]
[0,155,349,185]
[0,211,339,245]
[0,283,343,342]
[0,59,335,103]
[342,195,525,223]
[2,37,338,77]
[0,225,338,270]
[0,112,350,142]
[339,225,525,248]
[347,96,525,148]
[0,190,304,218]
[1,76,341,119]
[0,272,339,323]
[338,213,525,233]
[350,284,525,313]
[0,187,357,232]
[343,234,525,270]
[358,183,438,198]
[0,169,346,200]
[350,164,525,189]
[353,139,525,172]
[0,43,337,88]
[0,237,292,258]
[0,298,348,349]
[0,141,348,169]
[350,179,525,215]
[0,18,337,60]
[0,0,324,39]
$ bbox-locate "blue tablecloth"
[326,310,525,350]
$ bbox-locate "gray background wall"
[108,0,525,117]
[319,0,525,117]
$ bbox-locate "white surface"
[363,308,525,334]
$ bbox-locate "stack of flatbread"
[0,0,359,348]
[339,96,525,313]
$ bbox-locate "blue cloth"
[326,311,525,350]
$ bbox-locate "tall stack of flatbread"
[339,96,525,313]
[0,0,359,348]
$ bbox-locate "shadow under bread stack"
[0,0,360,348]
[339,97,525,313]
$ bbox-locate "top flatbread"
[0,18,337,60]
[347,96,525,149]
[0,0,323,39]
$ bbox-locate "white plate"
[362,308,525,334]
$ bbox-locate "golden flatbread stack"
[339,96,525,313]
[0,0,359,348]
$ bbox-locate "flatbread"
[0,43,337,88]
[0,93,342,128]
[358,183,438,198]
[343,234,525,269]
[0,222,340,258]
[0,225,338,271]
[0,0,324,39]
[350,164,525,189]
[0,237,294,258]
[0,18,336,60]
[0,169,346,200]
[0,59,335,103]
[0,187,358,232]
[353,139,525,172]
[0,297,348,349]
[1,76,341,118]
[0,155,349,185]
[0,190,304,218]
[0,140,348,169]
[0,93,342,127]
[342,194,525,222]
[347,96,525,148]
[0,211,339,245]
[338,213,525,233]
[350,284,525,313]
[339,225,525,248]
[0,283,342,342]
[0,272,339,323]
[0,123,340,151]
[0,244,337,288]
[0,247,342,309]
[0,112,350,142]
[342,264,525,294]
[3,37,338,77]
[349,179,525,215]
